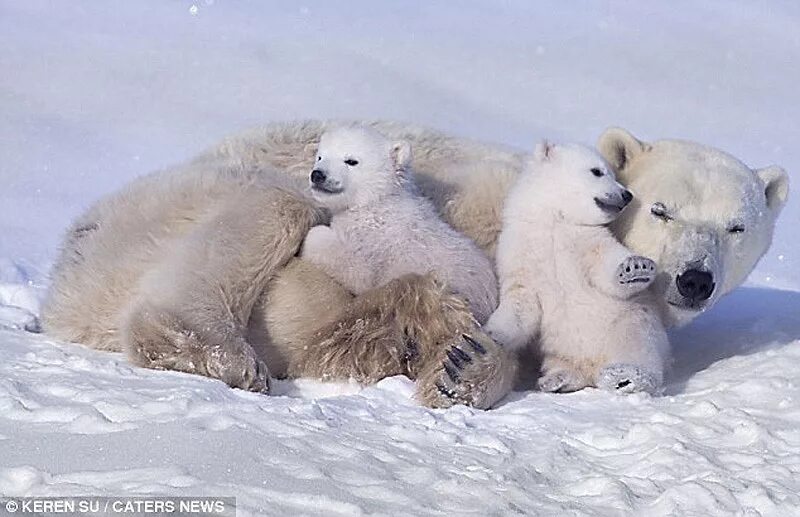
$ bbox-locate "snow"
[1,1,799,515]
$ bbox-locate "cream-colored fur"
[485,142,668,393]
[598,128,790,327]
[42,121,518,408]
[301,126,497,322]
[42,120,787,405]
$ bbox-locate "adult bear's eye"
[317,156,321,161]
[728,224,746,234]
[344,158,359,166]
[650,202,672,221]
[590,167,604,177]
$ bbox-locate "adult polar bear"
[42,121,788,408]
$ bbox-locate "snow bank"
[1,1,799,515]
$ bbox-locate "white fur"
[484,142,669,392]
[41,120,787,401]
[599,128,790,327]
[301,126,498,322]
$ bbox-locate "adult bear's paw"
[205,340,271,394]
[597,363,659,395]
[416,331,516,410]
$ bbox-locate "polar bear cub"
[484,141,669,394]
[301,126,498,322]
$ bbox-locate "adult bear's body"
[42,120,787,404]
[41,121,522,408]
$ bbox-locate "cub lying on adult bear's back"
[301,126,498,323]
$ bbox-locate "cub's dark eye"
[590,168,604,177]
[650,202,672,221]
[344,158,359,166]
[317,156,321,161]
[728,224,746,234]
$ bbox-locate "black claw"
[404,335,420,362]
[436,382,456,399]
[444,362,460,383]
[447,349,465,369]
[462,334,486,355]
[451,346,472,364]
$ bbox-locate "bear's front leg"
[301,225,373,294]
[586,238,656,300]
[483,294,541,351]
[614,256,657,294]
[122,187,323,393]
[301,225,340,264]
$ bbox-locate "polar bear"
[42,120,788,405]
[301,126,497,322]
[484,141,668,393]
[597,129,790,327]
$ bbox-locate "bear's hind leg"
[274,268,515,409]
[537,355,590,393]
[596,363,658,394]
[592,309,669,395]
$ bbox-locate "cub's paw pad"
[616,256,656,286]
[537,369,585,393]
[597,363,658,395]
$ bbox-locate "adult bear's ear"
[756,165,790,212]
[391,140,412,173]
[597,127,649,171]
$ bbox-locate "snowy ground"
[1,1,799,515]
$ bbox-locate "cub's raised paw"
[417,332,515,410]
[205,340,271,394]
[537,368,586,393]
[597,363,659,395]
[616,256,656,289]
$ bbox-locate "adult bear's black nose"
[676,269,715,302]
[621,189,633,206]
[310,169,327,185]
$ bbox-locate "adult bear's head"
[598,127,789,327]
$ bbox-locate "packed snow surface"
[1,1,799,515]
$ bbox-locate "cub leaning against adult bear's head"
[41,120,789,405]
[597,128,789,327]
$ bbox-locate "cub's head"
[309,126,412,212]
[599,127,790,327]
[528,141,633,226]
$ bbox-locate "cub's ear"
[533,140,555,162]
[597,127,649,171]
[756,165,789,212]
[391,140,412,172]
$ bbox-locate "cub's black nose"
[676,269,715,302]
[310,169,326,185]
[621,189,633,206]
